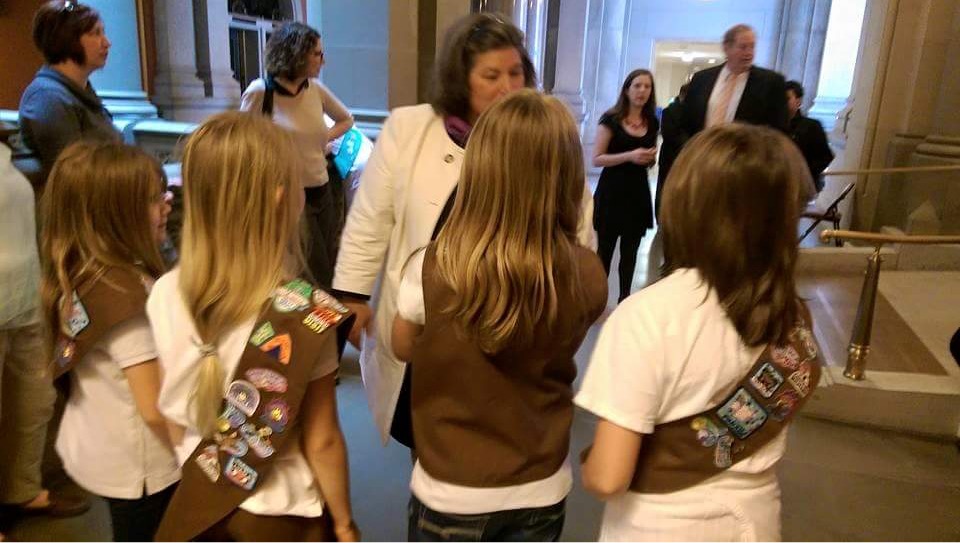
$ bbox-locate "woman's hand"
[344,302,372,348]
[631,147,658,166]
[334,520,361,542]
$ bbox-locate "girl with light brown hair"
[577,124,822,541]
[39,140,178,542]
[146,112,358,541]
[392,90,608,541]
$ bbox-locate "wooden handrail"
[820,229,960,244]
[823,164,960,176]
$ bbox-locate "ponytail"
[189,343,225,438]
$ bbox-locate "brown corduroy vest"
[412,245,607,487]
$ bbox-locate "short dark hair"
[431,13,537,120]
[32,1,101,65]
[264,22,320,80]
[722,24,754,46]
[785,80,804,99]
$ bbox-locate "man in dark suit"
[786,80,834,193]
[679,24,788,142]
[656,83,688,220]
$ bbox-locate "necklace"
[625,116,645,131]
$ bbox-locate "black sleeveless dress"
[593,113,658,237]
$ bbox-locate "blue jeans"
[408,495,565,542]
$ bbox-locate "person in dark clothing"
[656,83,689,220]
[786,80,834,193]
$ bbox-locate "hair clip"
[62,0,78,12]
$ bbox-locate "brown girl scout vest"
[626,305,822,494]
[155,279,354,542]
[411,245,608,487]
[52,267,150,380]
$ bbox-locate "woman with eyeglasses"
[240,22,354,290]
[333,13,597,456]
[18,1,121,187]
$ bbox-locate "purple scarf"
[443,115,472,148]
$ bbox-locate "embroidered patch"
[312,289,349,314]
[273,280,313,313]
[792,327,818,360]
[767,389,800,422]
[245,368,288,393]
[260,398,290,433]
[260,333,292,365]
[224,456,258,490]
[227,380,261,416]
[303,306,342,334]
[690,416,727,447]
[788,363,813,396]
[249,322,276,347]
[716,388,768,439]
[66,292,90,337]
[771,345,802,370]
[240,423,275,458]
[750,362,784,398]
[216,432,249,457]
[55,338,76,368]
[714,434,735,468]
[195,445,220,482]
[218,404,247,431]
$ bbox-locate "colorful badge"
[690,416,727,447]
[245,368,288,393]
[66,292,90,337]
[750,362,784,398]
[224,456,258,490]
[714,434,735,468]
[788,364,812,396]
[55,338,76,369]
[240,423,275,458]
[216,432,249,457]
[767,389,800,421]
[260,333,292,365]
[312,289,349,314]
[195,445,220,482]
[716,388,768,439]
[303,306,342,334]
[217,404,247,431]
[250,322,276,347]
[771,345,802,370]
[227,380,261,416]
[793,327,819,360]
[274,280,313,313]
[260,398,290,433]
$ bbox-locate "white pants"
[600,469,782,542]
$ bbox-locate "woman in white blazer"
[333,13,597,448]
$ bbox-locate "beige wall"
[0,0,44,110]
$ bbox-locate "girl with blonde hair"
[392,90,608,541]
[146,112,358,541]
[577,124,822,541]
[39,140,179,542]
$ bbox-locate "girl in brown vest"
[39,141,179,541]
[577,125,822,541]
[392,89,608,541]
[146,112,359,542]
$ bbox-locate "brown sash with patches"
[155,280,354,542]
[52,267,149,380]
[626,307,822,494]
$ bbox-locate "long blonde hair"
[178,112,303,437]
[434,89,584,354]
[661,124,806,347]
[40,141,166,342]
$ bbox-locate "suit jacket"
[680,64,788,141]
[789,113,834,192]
[656,99,686,218]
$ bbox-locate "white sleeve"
[332,110,404,296]
[395,249,426,325]
[98,315,158,370]
[574,299,664,434]
[310,332,339,381]
[239,80,265,113]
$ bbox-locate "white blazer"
[333,103,597,443]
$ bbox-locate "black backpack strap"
[261,76,276,117]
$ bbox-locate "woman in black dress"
[593,69,659,302]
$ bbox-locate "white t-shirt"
[396,249,572,514]
[56,294,181,500]
[147,268,339,518]
[240,78,351,188]
[575,268,786,541]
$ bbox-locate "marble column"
[775,0,831,112]
[86,0,157,119]
[809,0,867,133]
[552,0,589,128]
